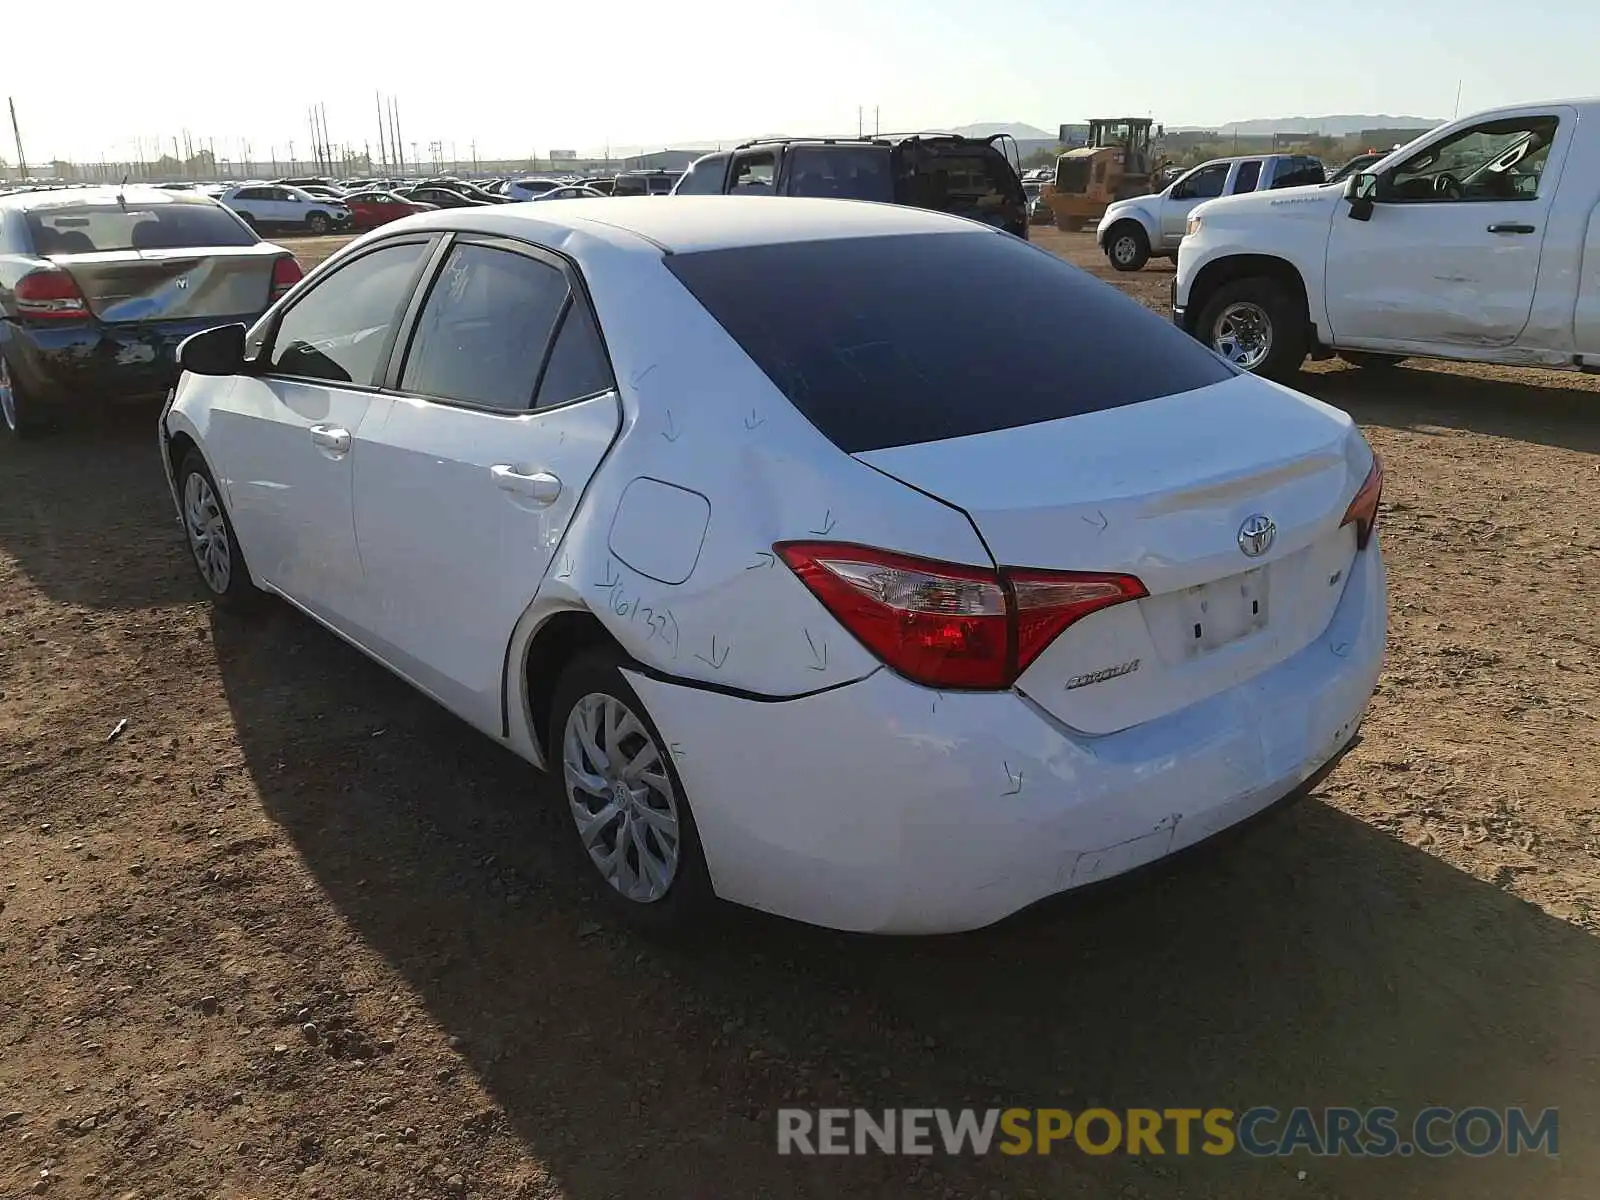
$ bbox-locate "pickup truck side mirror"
[1344,172,1379,222]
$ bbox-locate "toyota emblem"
[1237,513,1276,558]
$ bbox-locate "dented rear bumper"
[624,541,1386,934]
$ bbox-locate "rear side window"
[786,147,894,202]
[666,232,1233,453]
[26,203,255,254]
[536,301,613,407]
[1231,160,1262,193]
[401,244,570,411]
[612,176,647,197]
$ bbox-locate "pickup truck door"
[1159,161,1230,249]
[1324,108,1573,349]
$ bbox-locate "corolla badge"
[1237,513,1276,557]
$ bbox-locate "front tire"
[177,450,261,609]
[1105,222,1150,271]
[1196,277,1307,382]
[306,211,330,235]
[550,647,713,929]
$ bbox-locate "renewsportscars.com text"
[776,1106,1559,1158]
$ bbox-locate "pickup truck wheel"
[1198,278,1306,381]
[1338,351,1407,370]
[305,211,330,235]
[1105,223,1150,271]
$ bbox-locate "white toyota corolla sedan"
[158,196,1386,935]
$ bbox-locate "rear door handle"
[490,465,562,506]
[1486,222,1537,234]
[308,424,350,454]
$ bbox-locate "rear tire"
[1338,351,1407,370]
[1196,277,1308,383]
[0,351,55,439]
[549,647,714,930]
[177,450,262,610]
[1105,222,1150,272]
[305,211,330,235]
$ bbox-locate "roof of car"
[391,195,982,254]
[0,185,212,211]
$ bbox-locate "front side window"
[1387,116,1558,202]
[400,244,569,411]
[267,241,429,384]
[1172,163,1228,200]
[730,153,776,192]
[675,155,729,194]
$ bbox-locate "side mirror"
[178,323,247,377]
[1344,172,1378,222]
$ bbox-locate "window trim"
[380,232,619,417]
[255,234,441,390]
[1378,115,1560,206]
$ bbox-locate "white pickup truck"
[1173,99,1600,381]
[1097,153,1325,271]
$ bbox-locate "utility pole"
[8,97,26,179]
[319,103,332,174]
[376,92,388,171]
[288,140,295,175]
[857,106,863,138]
[874,106,880,136]
[390,97,402,175]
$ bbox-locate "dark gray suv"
[672,133,1029,239]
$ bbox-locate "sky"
[7,0,1600,166]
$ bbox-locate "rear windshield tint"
[665,231,1234,453]
[26,203,255,253]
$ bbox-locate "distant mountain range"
[1174,115,1443,136]
[598,116,1444,158]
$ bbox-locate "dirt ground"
[3,228,1599,1200]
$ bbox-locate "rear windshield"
[26,203,255,253]
[665,232,1234,453]
[894,144,1022,220]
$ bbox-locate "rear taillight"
[1340,453,1384,550]
[15,268,88,319]
[270,256,303,301]
[775,541,1146,690]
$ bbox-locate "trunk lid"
[50,242,284,322]
[854,374,1371,734]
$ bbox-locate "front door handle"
[1486,222,1537,234]
[490,465,562,506]
[308,424,351,454]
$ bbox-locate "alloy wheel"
[183,470,233,594]
[0,357,17,434]
[1212,301,1274,371]
[1112,235,1140,267]
[561,692,681,903]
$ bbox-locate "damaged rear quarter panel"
[507,247,994,724]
